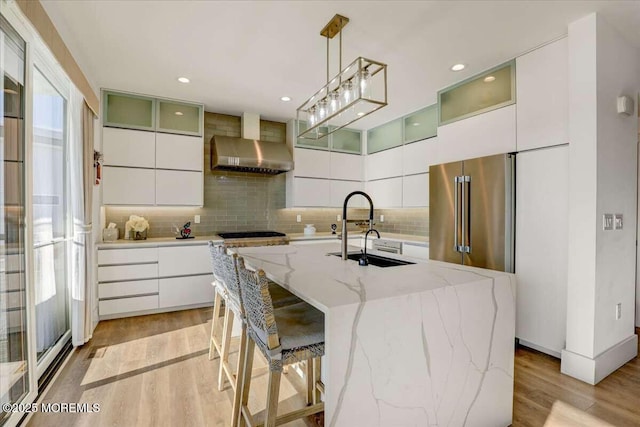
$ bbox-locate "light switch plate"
[296,214,302,223]
[603,214,614,231]
[380,214,385,223]
[614,214,623,230]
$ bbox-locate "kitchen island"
[234,241,515,427]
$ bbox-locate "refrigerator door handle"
[462,175,471,253]
[454,176,461,252]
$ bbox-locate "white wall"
[562,13,639,384]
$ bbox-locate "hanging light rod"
[297,14,388,140]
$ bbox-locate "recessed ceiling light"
[484,76,496,83]
[177,77,190,83]
[357,112,365,117]
[412,122,420,127]
[450,63,465,72]
[175,111,184,116]
[281,96,291,102]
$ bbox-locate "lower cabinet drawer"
[98,247,158,265]
[158,245,210,276]
[99,279,159,299]
[159,275,214,308]
[99,295,159,316]
[98,263,158,282]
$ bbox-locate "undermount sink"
[328,251,416,268]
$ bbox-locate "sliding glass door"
[0,16,28,424]
[32,67,69,370]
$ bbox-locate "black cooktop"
[217,231,286,239]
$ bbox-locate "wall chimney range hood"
[210,113,293,175]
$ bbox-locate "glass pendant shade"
[297,57,387,139]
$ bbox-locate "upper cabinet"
[295,121,362,154]
[296,121,330,150]
[103,89,203,136]
[101,90,204,207]
[516,38,568,151]
[438,61,515,126]
[157,99,203,136]
[403,105,437,144]
[331,127,362,154]
[367,118,402,154]
[103,91,155,131]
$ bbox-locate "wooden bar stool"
[234,259,324,427]
[209,244,302,393]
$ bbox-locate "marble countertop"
[96,235,223,249]
[234,241,510,312]
[288,231,429,246]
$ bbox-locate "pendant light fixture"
[296,14,388,140]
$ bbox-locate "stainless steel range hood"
[210,113,293,175]
[210,136,293,175]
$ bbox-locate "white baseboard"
[518,339,562,358]
[561,333,638,384]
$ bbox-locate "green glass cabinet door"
[331,127,361,154]
[438,61,515,126]
[404,104,437,143]
[103,91,155,130]
[296,121,329,150]
[157,100,202,136]
[367,118,402,154]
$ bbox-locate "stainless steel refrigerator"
[429,153,514,272]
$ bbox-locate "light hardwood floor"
[27,309,640,427]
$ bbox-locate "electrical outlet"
[603,214,614,230]
[380,214,384,223]
[614,214,623,230]
[616,303,622,320]
[296,214,302,223]
[337,215,341,221]
[194,215,201,224]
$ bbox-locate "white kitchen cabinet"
[515,145,569,357]
[291,177,331,207]
[155,170,203,206]
[99,295,159,316]
[102,166,155,205]
[366,147,403,181]
[156,133,203,171]
[98,263,158,283]
[330,180,365,208]
[366,177,403,208]
[402,173,429,207]
[98,279,159,299]
[158,245,210,276]
[436,105,516,164]
[103,127,156,168]
[293,148,331,178]
[402,140,432,175]
[516,38,568,151]
[330,152,363,181]
[98,247,158,265]
[159,275,214,308]
[402,243,429,260]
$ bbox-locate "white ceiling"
[41,0,640,130]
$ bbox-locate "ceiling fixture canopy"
[297,14,388,140]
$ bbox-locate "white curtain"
[68,85,94,346]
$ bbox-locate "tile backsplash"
[104,112,429,239]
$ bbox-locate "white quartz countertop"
[288,231,429,246]
[234,241,510,312]
[96,235,223,249]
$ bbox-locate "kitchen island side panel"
[326,275,515,427]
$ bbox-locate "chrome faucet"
[342,191,375,260]
[359,228,380,266]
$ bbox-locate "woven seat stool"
[209,243,302,393]
[208,243,229,361]
[234,259,325,427]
